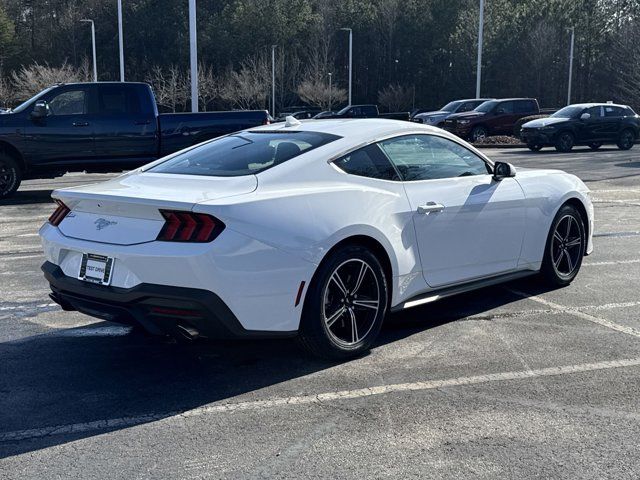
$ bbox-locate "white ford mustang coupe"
[40,118,593,358]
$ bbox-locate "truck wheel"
[471,126,488,142]
[616,129,635,150]
[588,142,602,150]
[0,154,22,199]
[554,132,575,153]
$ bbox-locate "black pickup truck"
[0,82,270,198]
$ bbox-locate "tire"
[554,131,575,153]
[616,129,635,150]
[540,204,586,287]
[588,142,602,150]
[298,245,388,359]
[0,153,22,199]
[471,126,488,142]
[527,143,543,152]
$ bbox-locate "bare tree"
[377,83,413,112]
[297,79,346,110]
[0,69,12,107]
[198,63,220,111]
[220,54,269,110]
[10,61,90,101]
[145,65,189,112]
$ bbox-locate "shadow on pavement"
[0,276,554,458]
[0,189,55,206]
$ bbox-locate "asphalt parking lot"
[1,145,639,479]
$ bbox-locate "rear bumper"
[43,262,295,339]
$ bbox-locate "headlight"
[458,120,471,125]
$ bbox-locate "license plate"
[78,253,115,285]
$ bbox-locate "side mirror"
[493,161,516,181]
[31,100,49,119]
[580,113,591,120]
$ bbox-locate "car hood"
[522,117,567,128]
[416,110,449,118]
[446,111,485,121]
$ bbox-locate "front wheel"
[0,154,22,199]
[616,129,635,150]
[540,204,586,287]
[588,142,602,150]
[298,245,388,359]
[554,132,575,152]
[471,126,488,142]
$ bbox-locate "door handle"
[72,122,89,127]
[417,202,445,215]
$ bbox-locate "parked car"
[442,98,541,142]
[412,99,493,126]
[520,103,640,152]
[313,110,337,119]
[41,119,593,359]
[318,104,410,121]
[275,108,321,122]
[0,82,270,198]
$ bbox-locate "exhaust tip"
[175,324,200,341]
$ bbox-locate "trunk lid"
[54,172,256,245]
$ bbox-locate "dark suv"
[442,98,540,142]
[520,103,640,152]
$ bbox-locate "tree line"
[1,0,639,113]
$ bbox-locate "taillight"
[49,200,70,226]
[157,210,224,242]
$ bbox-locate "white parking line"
[1,356,638,443]
[507,288,640,339]
[584,259,640,266]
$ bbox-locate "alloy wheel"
[619,131,634,150]
[322,259,381,346]
[551,215,583,277]
[0,159,17,197]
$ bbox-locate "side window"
[586,106,604,118]
[495,101,514,114]
[334,144,400,181]
[378,135,490,181]
[515,100,536,113]
[98,86,141,115]
[362,106,377,116]
[604,106,624,117]
[47,90,87,116]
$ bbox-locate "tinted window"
[604,106,625,117]
[98,85,141,115]
[495,102,514,114]
[48,90,86,115]
[475,100,498,113]
[334,144,399,181]
[458,101,478,113]
[150,131,340,177]
[586,106,604,118]
[441,101,462,112]
[515,100,536,113]
[378,135,490,181]
[551,106,584,118]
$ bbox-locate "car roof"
[492,98,537,102]
[568,102,630,109]
[250,118,456,144]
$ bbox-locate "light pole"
[80,19,97,82]
[271,45,277,117]
[340,28,352,106]
[117,0,124,81]
[328,72,332,111]
[567,27,575,105]
[476,0,484,98]
[188,0,198,112]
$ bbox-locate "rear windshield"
[150,131,340,177]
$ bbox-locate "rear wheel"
[527,143,543,152]
[298,245,388,359]
[616,129,635,150]
[588,142,602,150]
[554,132,575,152]
[540,204,586,287]
[0,153,21,199]
[471,126,488,142]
